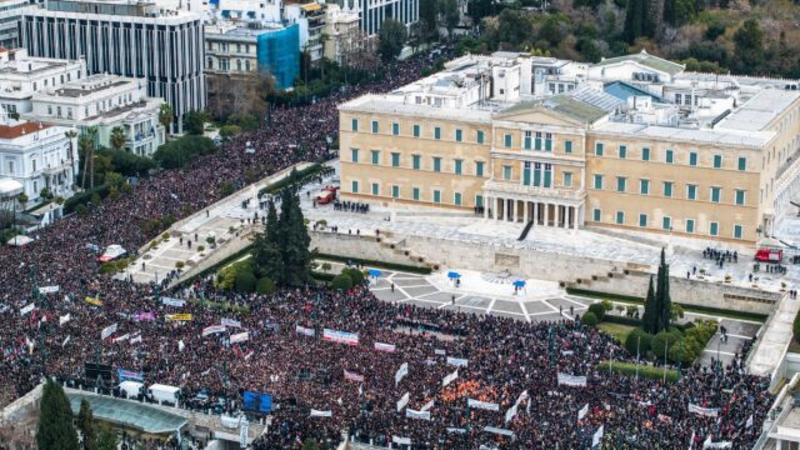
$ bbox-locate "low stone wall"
[579,269,779,315]
[312,229,779,315]
[310,231,428,269]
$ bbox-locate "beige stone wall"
[584,134,762,242]
[339,111,491,208]
[338,103,790,244]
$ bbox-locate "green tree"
[158,103,173,132]
[378,20,407,62]
[252,201,285,282]
[77,399,97,450]
[219,124,242,142]
[733,19,764,73]
[625,328,653,356]
[420,0,438,36]
[642,275,658,334]
[438,0,459,38]
[278,189,312,286]
[624,0,651,43]
[36,379,79,450]
[234,269,257,293]
[182,110,209,135]
[331,273,353,290]
[588,302,606,321]
[109,126,127,152]
[581,311,599,327]
[655,247,672,333]
[79,127,98,189]
[96,425,118,450]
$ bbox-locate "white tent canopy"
[7,235,33,246]
[0,178,23,198]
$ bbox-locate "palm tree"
[158,103,173,134]
[64,129,78,189]
[79,127,98,190]
[110,126,127,151]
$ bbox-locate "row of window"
[501,131,571,153]
[350,180,481,207]
[594,142,748,171]
[352,118,487,144]
[592,175,747,205]
[592,208,745,239]
[350,149,486,176]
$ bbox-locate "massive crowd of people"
[0,48,776,449]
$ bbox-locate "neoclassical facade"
[338,51,800,244]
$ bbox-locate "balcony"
[483,179,586,203]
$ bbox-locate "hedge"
[258,163,329,197]
[316,253,432,274]
[794,307,800,344]
[566,287,768,322]
[598,360,679,383]
[582,311,599,327]
[64,184,111,213]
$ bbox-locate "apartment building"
[338,51,800,244]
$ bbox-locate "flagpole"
[636,336,640,381]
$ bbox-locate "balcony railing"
[483,179,586,202]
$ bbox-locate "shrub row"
[566,287,768,322]
[623,320,717,365]
[315,254,432,275]
[598,360,680,383]
[64,184,111,214]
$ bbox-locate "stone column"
[533,202,538,225]
[484,196,489,219]
[543,203,549,227]
[523,201,529,223]
[495,197,500,220]
[506,199,513,221]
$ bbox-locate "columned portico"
[483,179,585,231]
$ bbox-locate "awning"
[300,2,321,12]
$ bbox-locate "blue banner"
[117,368,144,382]
[243,391,272,414]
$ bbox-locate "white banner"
[593,425,604,447]
[405,408,431,421]
[61,335,70,347]
[59,314,71,326]
[746,414,754,429]
[374,342,396,353]
[230,331,249,344]
[38,286,59,294]
[202,325,227,337]
[101,323,118,340]
[578,403,589,421]
[442,369,458,387]
[295,325,315,337]
[447,357,468,367]
[434,349,446,356]
[505,403,519,424]
[221,318,242,328]
[392,436,411,446]
[20,303,35,316]
[420,399,435,412]
[557,373,588,387]
[161,297,186,307]
[468,398,499,411]
[113,333,130,343]
[484,426,514,438]
[178,340,185,352]
[310,409,332,417]
[446,427,467,434]
[703,437,732,449]
[395,362,408,386]
[130,334,143,345]
[688,404,720,418]
[397,392,410,412]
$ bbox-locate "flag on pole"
[578,403,589,421]
[746,415,753,429]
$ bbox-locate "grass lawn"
[598,322,635,344]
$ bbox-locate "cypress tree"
[36,379,79,450]
[656,247,672,332]
[77,399,97,450]
[279,189,312,287]
[252,201,285,284]
[642,275,657,334]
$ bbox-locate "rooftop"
[596,49,685,76]
[715,88,800,132]
[52,75,131,98]
[593,120,774,148]
[0,121,50,139]
[67,393,187,434]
